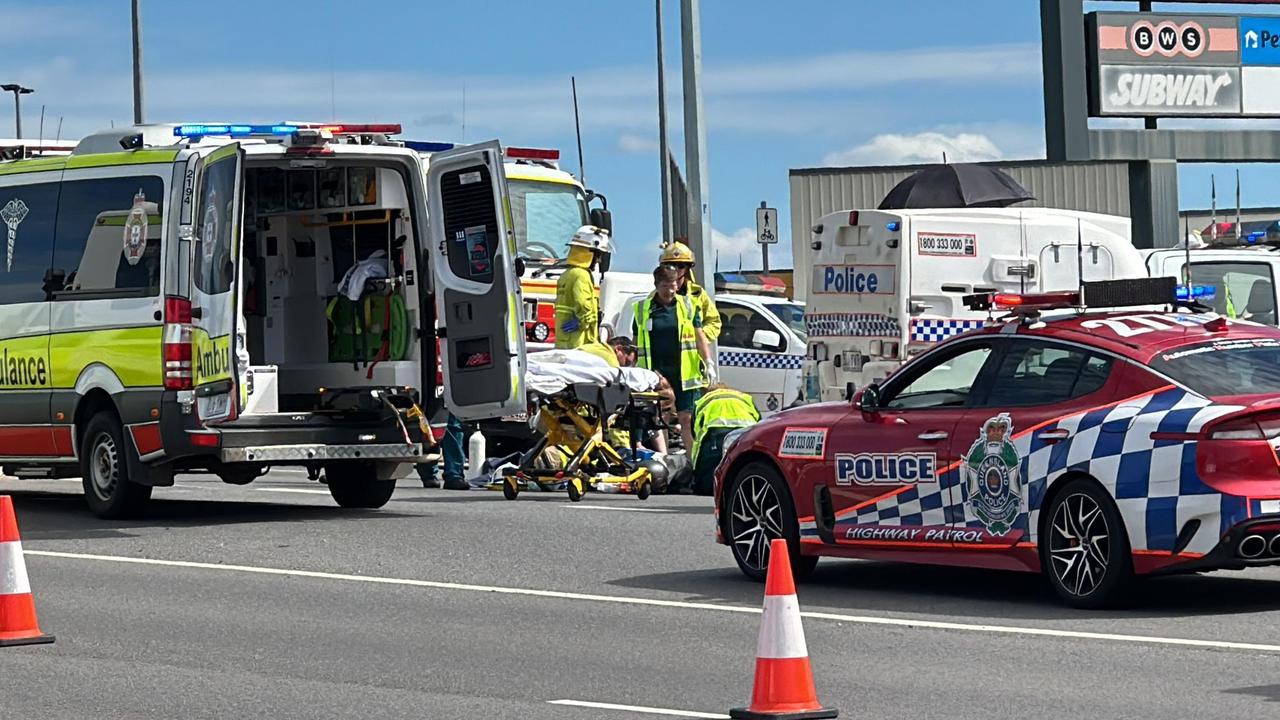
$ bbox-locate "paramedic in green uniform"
[633,264,713,456]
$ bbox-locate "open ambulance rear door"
[426,141,527,422]
[186,142,245,423]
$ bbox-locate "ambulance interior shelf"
[238,162,423,415]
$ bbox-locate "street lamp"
[0,84,34,139]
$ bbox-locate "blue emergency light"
[1176,284,1217,301]
[886,221,900,232]
[174,124,296,138]
[1247,231,1265,244]
[403,140,456,152]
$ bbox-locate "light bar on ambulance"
[403,140,456,152]
[174,123,402,138]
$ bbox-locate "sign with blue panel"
[1241,17,1280,66]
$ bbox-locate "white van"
[801,207,1146,402]
[0,122,526,517]
[1144,246,1280,325]
[616,291,805,413]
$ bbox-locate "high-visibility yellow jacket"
[554,265,598,349]
[633,293,706,392]
[681,280,721,342]
[691,387,759,462]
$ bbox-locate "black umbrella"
[878,163,1034,210]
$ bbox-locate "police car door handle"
[1038,428,1071,443]
[917,431,949,442]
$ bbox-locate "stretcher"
[492,349,666,502]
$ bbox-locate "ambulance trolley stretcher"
[491,350,665,502]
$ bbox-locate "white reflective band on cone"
[0,540,31,595]
[756,594,808,659]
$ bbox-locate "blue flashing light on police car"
[1176,284,1217,302]
[174,124,296,138]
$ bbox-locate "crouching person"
[689,385,759,496]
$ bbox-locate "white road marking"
[255,488,330,495]
[563,504,677,513]
[23,549,1280,654]
[548,699,729,718]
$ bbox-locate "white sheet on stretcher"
[526,349,661,397]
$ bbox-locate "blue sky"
[5,1,1280,272]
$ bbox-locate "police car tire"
[725,462,817,583]
[80,413,152,519]
[325,463,396,509]
[1041,478,1134,609]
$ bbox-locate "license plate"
[199,393,231,421]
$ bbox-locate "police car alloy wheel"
[1042,479,1133,609]
[726,462,816,582]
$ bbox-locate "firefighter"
[555,225,612,349]
[689,385,760,495]
[660,241,722,342]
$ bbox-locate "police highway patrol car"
[715,277,1280,607]
[0,123,526,517]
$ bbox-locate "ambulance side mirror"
[858,383,881,413]
[515,257,527,278]
[589,207,613,234]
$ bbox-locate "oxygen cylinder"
[468,430,487,476]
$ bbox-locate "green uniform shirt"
[638,298,702,381]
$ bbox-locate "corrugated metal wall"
[789,160,1132,300]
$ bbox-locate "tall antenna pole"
[1184,213,1192,286]
[1076,218,1085,305]
[38,105,44,147]
[571,76,586,185]
[656,0,674,246]
[1018,210,1026,294]
[1210,174,1218,243]
[132,0,144,124]
[1236,168,1242,243]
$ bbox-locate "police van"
[1143,244,1280,327]
[0,123,526,517]
[801,207,1146,402]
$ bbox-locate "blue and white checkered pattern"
[802,388,1256,555]
[909,318,986,343]
[805,313,900,338]
[718,351,803,370]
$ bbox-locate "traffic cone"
[0,495,54,647]
[731,539,836,719]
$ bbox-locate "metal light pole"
[0,85,33,138]
[679,0,712,294]
[656,0,674,247]
[132,0,145,124]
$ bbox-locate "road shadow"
[610,558,1280,621]
[1224,685,1280,702]
[5,489,420,541]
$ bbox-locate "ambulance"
[801,207,1146,403]
[0,122,526,517]
[408,142,611,351]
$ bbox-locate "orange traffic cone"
[0,495,54,647]
[731,538,836,719]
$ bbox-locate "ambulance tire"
[725,462,817,583]
[80,413,153,519]
[325,463,396,509]
[1041,477,1134,610]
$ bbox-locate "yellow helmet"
[660,242,695,266]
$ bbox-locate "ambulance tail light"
[163,296,193,391]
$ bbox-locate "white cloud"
[823,132,1005,166]
[617,134,659,154]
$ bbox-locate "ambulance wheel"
[567,477,585,502]
[1041,478,1134,609]
[725,462,816,583]
[503,476,520,500]
[637,478,652,501]
[80,413,152,519]
[325,463,396,509]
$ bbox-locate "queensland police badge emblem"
[963,413,1021,535]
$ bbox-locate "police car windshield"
[763,302,806,341]
[1149,338,1280,397]
[508,180,588,264]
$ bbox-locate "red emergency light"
[308,123,402,135]
[506,146,560,161]
[992,291,1080,309]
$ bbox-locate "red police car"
[713,278,1280,607]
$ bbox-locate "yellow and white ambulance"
[0,122,526,517]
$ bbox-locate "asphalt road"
[3,470,1280,719]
